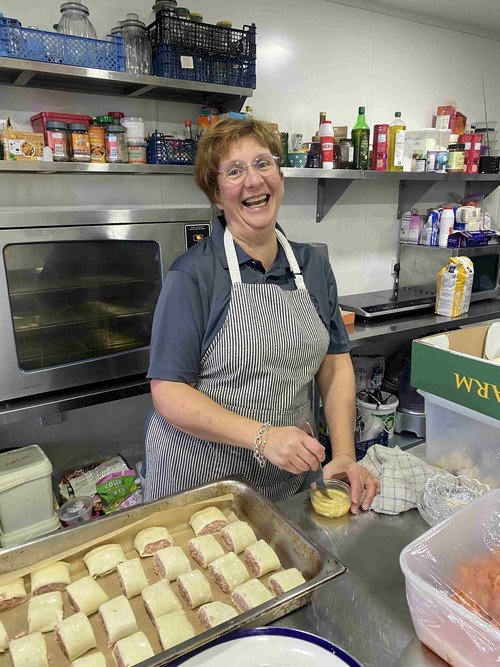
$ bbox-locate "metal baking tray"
[0,477,346,666]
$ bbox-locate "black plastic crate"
[147,133,196,165]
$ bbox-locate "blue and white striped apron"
[144,227,330,503]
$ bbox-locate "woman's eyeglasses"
[217,154,280,184]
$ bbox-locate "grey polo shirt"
[148,217,350,383]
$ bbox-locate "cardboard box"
[411,322,500,421]
[1,130,44,161]
[341,309,355,326]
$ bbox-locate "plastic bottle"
[313,112,326,143]
[351,106,370,170]
[319,120,334,169]
[439,209,455,247]
[388,112,406,172]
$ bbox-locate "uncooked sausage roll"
[189,507,228,536]
[188,534,225,568]
[98,595,138,646]
[31,561,71,595]
[153,546,191,582]
[197,601,238,630]
[0,578,27,611]
[112,631,154,667]
[71,653,107,667]
[28,590,64,633]
[0,620,8,653]
[116,558,148,599]
[268,568,306,595]
[54,612,97,661]
[133,526,174,556]
[9,632,48,667]
[221,521,257,554]
[231,578,273,612]
[243,540,281,577]
[177,569,213,609]
[66,576,108,616]
[208,552,250,594]
[141,580,182,620]
[83,544,126,578]
[155,610,195,651]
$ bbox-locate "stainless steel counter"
[274,446,448,667]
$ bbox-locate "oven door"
[460,245,500,301]
[0,209,210,403]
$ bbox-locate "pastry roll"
[189,507,228,536]
[117,558,148,599]
[9,632,48,667]
[197,601,238,630]
[221,521,257,554]
[112,631,154,667]
[188,534,225,568]
[134,526,174,556]
[31,561,71,595]
[208,552,250,594]
[268,568,306,595]
[153,546,191,582]
[28,590,64,633]
[0,620,8,652]
[54,612,97,661]
[71,653,107,667]
[141,579,182,620]
[231,578,273,612]
[66,576,109,616]
[243,540,281,577]
[177,569,214,609]
[83,544,126,578]
[0,578,27,611]
[98,595,138,646]
[155,610,195,651]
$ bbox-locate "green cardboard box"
[411,322,500,422]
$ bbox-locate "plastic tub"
[30,112,93,143]
[58,496,93,527]
[400,489,500,667]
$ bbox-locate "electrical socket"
[390,257,398,274]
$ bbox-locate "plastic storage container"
[0,445,59,546]
[400,490,500,667]
[58,496,93,526]
[30,112,93,142]
[420,390,499,489]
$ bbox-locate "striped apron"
[144,227,330,503]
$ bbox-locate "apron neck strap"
[224,226,306,289]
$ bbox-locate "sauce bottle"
[351,106,370,170]
[388,112,406,172]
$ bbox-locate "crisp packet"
[96,470,140,514]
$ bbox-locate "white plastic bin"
[421,390,499,488]
[400,490,500,667]
[0,445,59,546]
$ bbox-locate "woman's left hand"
[323,454,380,514]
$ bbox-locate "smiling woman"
[143,117,380,511]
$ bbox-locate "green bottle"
[352,106,370,170]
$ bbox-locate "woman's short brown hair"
[193,117,282,204]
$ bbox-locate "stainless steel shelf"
[0,57,252,111]
[0,161,194,175]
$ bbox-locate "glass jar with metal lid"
[67,123,91,162]
[185,11,206,53]
[447,143,466,173]
[45,121,69,162]
[148,0,177,25]
[57,1,97,39]
[105,124,128,163]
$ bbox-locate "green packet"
[96,470,137,509]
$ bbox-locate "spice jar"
[67,123,91,162]
[88,125,106,163]
[127,138,147,164]
[339,138,354,169]
[45,120,68,162]
[447,143,465,173]
[105,124,128,163]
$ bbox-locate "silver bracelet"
[253,422,271,468]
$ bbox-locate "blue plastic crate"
[153,45,256,88]
[147,133,196,165]
[0,14,125,72]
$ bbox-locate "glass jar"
[127,138,147,164]
[57,1,97,39]
[447,143,466,173]
[185,11,205,53]
[67,123,91,162]
[339,138,354,169]
[120,13,152,76]
[213,20,232,57]
[105,125,128,163]
[45,121,69,162]
[149,0,178,25]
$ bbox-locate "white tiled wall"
[1,0,499,296]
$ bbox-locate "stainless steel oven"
[0,208,211,403]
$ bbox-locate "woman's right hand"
[263,426,325,474]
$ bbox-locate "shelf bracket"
[13,69,35,86]
[465,179,500,199]
[126,84,157,98]
[316,178,352,222]
[397,179,437,218]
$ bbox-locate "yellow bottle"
[388,111,406,172]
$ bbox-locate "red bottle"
[319,120,334,169]
[372,124,389,171]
